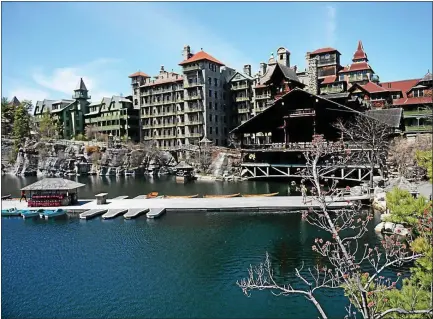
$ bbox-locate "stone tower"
[72,78,90,136]
[307,56,319,95]
[277,47,290,67]
[73,78,90,111]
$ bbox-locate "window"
[413,90,424,98]
[208,77,212,86]
[215,115,218,123]
[214,91,217,99]
[209,114,212,122]
[215,139,219,146]
[209,90,212,98]
[339,74,345,81]
[216,127,218,134]
[279,54,283,60]
[209,102,212,109]
[214,78,218,86]
[224,127,227,134]
[209,126,213,134]
[223,116,226,123]
[215,102,218,110]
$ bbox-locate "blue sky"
[2,1,432,104]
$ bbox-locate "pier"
[147,208,166,219]
[124,208,150,219]
[102,209,128,219]
[79,209,108,220]
[111,196,129,200]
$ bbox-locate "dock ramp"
[102,208,128,219]
[124,208,149,219]
[79,209,108,220]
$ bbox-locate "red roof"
[179,50,225,66]
[353,40,367,60]
[310,47,340,55]
[380,79,420,98]
[339,62,373,73]
[143,74,184,87]
[393,96,432,106]
[361,81,388,93]
[321,76,337,84]
[128,71,150,78]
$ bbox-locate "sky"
[2,1,432,105]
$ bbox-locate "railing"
[184,94,203,101]
[236,96,250,102]
[185,133,202,138]
[320,87,344,94]
[142,91,152,96]
[404,109,432,116]
[184,81,203,88]
[237,108,250,114]
[241,141,373,151]
[184,106,204,113]
[348,74,369,82]
[405,125,433,132]
[287,108,315,117]
[317,57,337,66]
[255,94,271,100]
[185,120,203,125]
[232,84,249,90]
[183,64,201,72]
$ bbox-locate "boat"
[146,192,159,199]
[41,209,66,219]
[21,209,40,219]
[242,192,279,197]
[203,193,240,198]
[1,207,21,217]
[2,194,12,200]
[164,194,199,199]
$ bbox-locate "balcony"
[405,125,432,132]
[232,84,249,91]
[348,74,369,82]
[320,87,344,94]
[142,91,152,96]
[184,81,203,88]
[237,108,250,114]
[404,109,433,117]
[255,94,271,100]
[184,106,204,113]
[185,132,202,138]
[185,120,203,125]
[184,94,202,101]
[236,96,250,102]
[317,57,337,66]
[183,64,201,72]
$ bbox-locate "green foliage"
[74,133,86,141]
[384,188,431,227]
[12,103,31,151]
[416,150,433,182]
[1,97,14,124]
[39,112,59,139]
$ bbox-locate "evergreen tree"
[39,111,59,139]
[12,103,31,151]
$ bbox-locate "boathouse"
[21,178,85,207]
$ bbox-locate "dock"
[124,208,149,219]
[79,209,108,220]
[111,196,129,200]
[133,195,146,199]
[146,208,166,219]
[101,208,128,219]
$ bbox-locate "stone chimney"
[259,62,267,76]
[305,52,311,71]
[243,64,252,76]
[182,45,191,60]
[293,65,298,73]
[160,65,165,74]
[307,56,319,95]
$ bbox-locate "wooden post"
[283,119,287,148]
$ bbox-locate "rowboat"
[203,193,240,198]
[1,208,21,217]
[164,194,199,199]
[40,209,66,219]
[21,209,40,219]
[242,192,279,197]
[2,194,12,200]
[146,192,159,199]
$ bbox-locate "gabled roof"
[260,63,303,86]
[365,108,403,129]
[228,71,254,82]
[393,96,433,106]
[9,96,20,106]
[420,70,432,82]
[339,62,373,73]
[321,76,337,84]
[128,71,150,78]
[179,50,225,66]
[353,40,368,61]
[361,81,389,93]
[310,47,340,55]
[380,79,420,98]
[21,178,85,191]
[75,78,88,91]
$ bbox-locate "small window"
[209,90,212,98]
[216,127,219,134]
[215,115,218,123]
[223,116,226,123]
[208,77,212,86]
[214,91,217,99]
[209,114,212,122]
[215,103,218,110]
[209,126,213,134]
[279,54,283,60]
[214,78,218,86]
[209,102,212,109]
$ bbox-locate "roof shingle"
[179,50,225,66]
[310,47,340,55]
[128,71,150,78]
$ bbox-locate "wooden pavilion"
[21,178,85,207]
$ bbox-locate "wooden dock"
[79,209,108,220]
[124,208,149,219]
[146,208,166,219]
[102,208,128,219]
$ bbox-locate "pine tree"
[12,103,31,151]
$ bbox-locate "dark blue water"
[1,176,404,318]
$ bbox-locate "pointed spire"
[75,77,88,91]
[353,40,368,62]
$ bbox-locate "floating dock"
[133,195,146,199]
[111,196,129,200]
[101,208,128,219]
[124,208,149,219]
[146,208,166,219]
[79,209,108,220]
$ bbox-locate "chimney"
[160,65,165,73]
[305,52,311,70]
[243,64,252,76]
[259,63,266,76]
[293,65,298,73]
[183,45,191,60]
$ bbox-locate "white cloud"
[8,87,50,105]
[31,58,122,103]
[325,5,337,46]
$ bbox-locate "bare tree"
[85,125,97,141]
[334,114,393,188]
[237,135,432,319]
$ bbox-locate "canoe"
[164,194,199,199]
[242,192,279,197]
[21,210,40,219]
[203,193,240,198]
[146,192,159,199]
[41,209,66,219]
[2,208,21,216]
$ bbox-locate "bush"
[85,145,100,154]
[75,134,86,141]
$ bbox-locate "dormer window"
[413,89,424,98]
